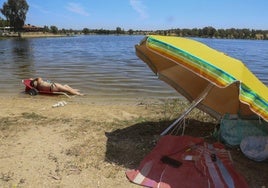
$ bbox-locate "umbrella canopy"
[136,35,268,123]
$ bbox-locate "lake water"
[0,35,267,100]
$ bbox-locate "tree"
[116,27,125,35]
[0,17,9,27]
[202,26,216,38]
[0,0,29,31]
[43,25,50,32]
[128,29,134,35]
[82,28,90,34]
[50,25,58,34]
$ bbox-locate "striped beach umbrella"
[135,35,268,133]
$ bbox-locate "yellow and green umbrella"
[136,35,268,125]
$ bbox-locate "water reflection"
[0,38,36,91]
[11,39,35,78]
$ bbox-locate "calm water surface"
[0,35,267,100]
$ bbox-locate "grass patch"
[0,117,18,131]
[21,112,46,120]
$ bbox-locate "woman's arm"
[31,77,43,89]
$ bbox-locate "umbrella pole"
[161,84,214,136]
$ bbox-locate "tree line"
[1,0,267,40]
[81,26,268,40]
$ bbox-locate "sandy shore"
[0,95,267,187]
[1,32,68,38]
[20,32,69,38]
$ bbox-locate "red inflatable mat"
[22,79,70,97]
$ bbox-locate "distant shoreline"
[1,30,267,40]
[0,32,69,38]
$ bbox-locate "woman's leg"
[63,84,80,92]
[53,83,83,95]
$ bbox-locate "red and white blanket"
[126,135,248,188]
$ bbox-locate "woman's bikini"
[45,80,56,92]
[31,79,56,92]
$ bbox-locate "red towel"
[126,135,248,188]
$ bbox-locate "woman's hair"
[30,80,34,87]
[30,79,37,88]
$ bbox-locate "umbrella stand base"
[161,84,214,136]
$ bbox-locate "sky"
[0,0,268,30]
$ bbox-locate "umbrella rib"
[161,83,214,136]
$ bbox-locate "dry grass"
[49,100,218,177]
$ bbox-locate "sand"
[1,32,68,38]
[0,95,267,187]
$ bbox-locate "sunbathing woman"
[30,77,83,96]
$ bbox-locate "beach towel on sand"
[126,135,248,188]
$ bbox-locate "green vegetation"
[0,0,28,31]
[0,17,8,27]
[60,26,268,40]
[156,27,268,40]
[62,26,268,40]
[79,26,268,40]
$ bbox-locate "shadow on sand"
[105,118,216,169]
[104,118,268,187]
